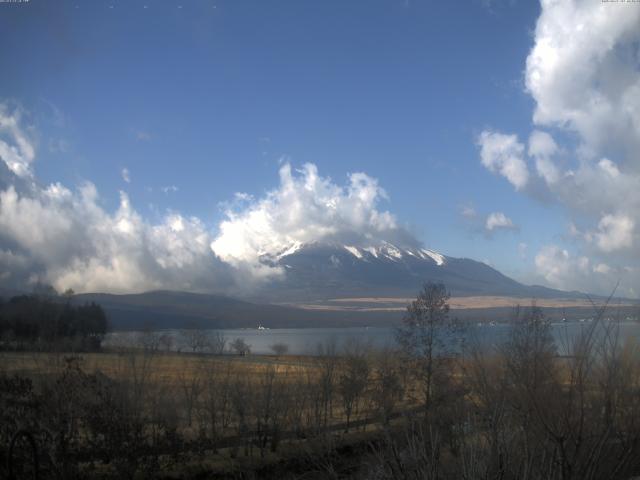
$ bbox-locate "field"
[0,346,417,478]
[287,295,640,311]
[0,350,313,383]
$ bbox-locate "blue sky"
[1,0,639,296]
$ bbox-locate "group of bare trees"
[366,283,640,480]
[181,340,407,458]
[136,328,242,356]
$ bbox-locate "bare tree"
[371,348,405,425]
[230,374,252,457]
[230,337,251,356]
[180,328,210,354]
[338,338,370,431]
[178,361,203,428]
[396,282,459,416]
[270,342,289,356]
[209,331,226,355]
[316,338,338,428]
[137,329,161,353]
[199,360,234,449]
[158,332,173,352]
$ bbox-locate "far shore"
[279,295,640,312]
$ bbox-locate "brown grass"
[0,350,318,385]
[281,295,638,312]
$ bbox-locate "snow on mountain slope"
[340,243,447,266]
[344,245,363,258]
[421,249,445,266]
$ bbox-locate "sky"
[0,0,639,298]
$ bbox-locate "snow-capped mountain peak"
[275,240,447,267]
[250,239,563,301]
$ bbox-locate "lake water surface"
[105,320,640,355]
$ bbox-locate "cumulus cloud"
[598,158,620,179]
[534,244,631,296]
[0,104,35,179]
[526,0,640,160]
[534,245,590,292]
[211,162,414,277]
[593,263,612,276]
[121,167,131,183]
[485,212,517,232]
[528,130,561,185]
[477,130,529,190]
[477,0,640,297]
[593,213,634,253]
[0,181,235,294]
[0,104,235,294]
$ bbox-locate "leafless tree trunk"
[178,360,203,427]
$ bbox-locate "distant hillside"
[72,290,639,331]
[73,290,396,330]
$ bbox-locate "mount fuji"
[249,241,570,303]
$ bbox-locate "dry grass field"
[284,295,639,312]
[1,348,420,477]
[0,350,313,383]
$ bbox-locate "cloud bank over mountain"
[477,0,640,298]
[0,103,419,294]
[211,162,419,278]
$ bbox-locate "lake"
[105,319,640,355]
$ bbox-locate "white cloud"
[0,105,235,294]
[460,204,476,219]
[477,130,529,190]
[485,211,517,232]
[598,158,620,178]
[161,185,179,194]
[211,162,410,277]
[593,213,634,253]
[534,245,590,291]
[534,244,635,298]
[0,104,35,179]
[0,182,234,294]
[234,192,252,201]
[121,167,131,183]
[477,1,640,297]
[528,130,558,159]
[528,130,560,184]
[593,263,612,275]
[525,0,640,160]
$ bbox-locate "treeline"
[0,294,108,351]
